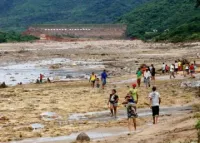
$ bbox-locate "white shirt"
[170,65,174,72]
[162,64,165,70]
[175,63,178,69]
[144,71,151,78]
[149,91,160,106]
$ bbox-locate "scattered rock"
[76,132,90,142]
[0,116,9,121]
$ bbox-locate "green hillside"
[0,0,149,31]
[0,31,38,43]
[119,0,200,42]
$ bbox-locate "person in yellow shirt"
[129,83,139,104]
[89,72,96,88]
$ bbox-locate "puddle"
[68,106,192,122]
[31,123,44,130]
[0,58,104,85]
[40,112,62,121]
[11,127,129,143]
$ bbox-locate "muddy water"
[11,106,192,143]
[68,106,192,122]
[0,58,104,85]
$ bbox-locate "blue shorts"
[102,79,106,85]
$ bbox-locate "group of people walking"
[161,60,197,79]
[136,64,156,88]
[89,70,107,89]
[89,59,198,135]
[108,84,161,134]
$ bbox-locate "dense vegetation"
[0,31,39,43]
[0,0,150,31]
[119,0,200,42]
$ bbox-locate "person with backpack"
[89,72,97,88]
[122,94,137,134]
[108,89,119,118]
[149,86,161,124]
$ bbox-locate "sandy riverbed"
[0,40,199,142]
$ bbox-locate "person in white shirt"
[170,64,175,79]
[162,63,166,74]
[174,61,178,74]
[144,68,151,88]
[149,86,161,124]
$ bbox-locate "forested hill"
[119,0,200,42]
[0,0,149,31]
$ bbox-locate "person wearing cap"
[129,84,139,104]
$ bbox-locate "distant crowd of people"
[161,60,197,79]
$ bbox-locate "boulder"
[76,132,90,142]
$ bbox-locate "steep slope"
[0,0,149,31]
[119,0,200,41]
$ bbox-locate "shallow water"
[0,58,104,85]
[11,106,192,143]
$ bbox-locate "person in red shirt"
[189,64,195,77]
[40,74,44,83]
[165,65,169,73]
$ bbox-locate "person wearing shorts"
[108,89,119,118]
[149,86,161,124]
[89,72,96,88]
[122,95,137,134]
[101,70,107,89]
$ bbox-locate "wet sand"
[0,40,199,142]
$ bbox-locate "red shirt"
[40,74,44,80]
[190,65,194,70]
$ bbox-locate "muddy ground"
[0,40,199,142]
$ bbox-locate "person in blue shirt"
[101,70,107,89]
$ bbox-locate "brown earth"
[0,40,199,142]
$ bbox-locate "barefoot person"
[89,72,96,88]
[149,86,161,124]
[101,70,107,89]
[122,95,137,134]
[108,89,119,118]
